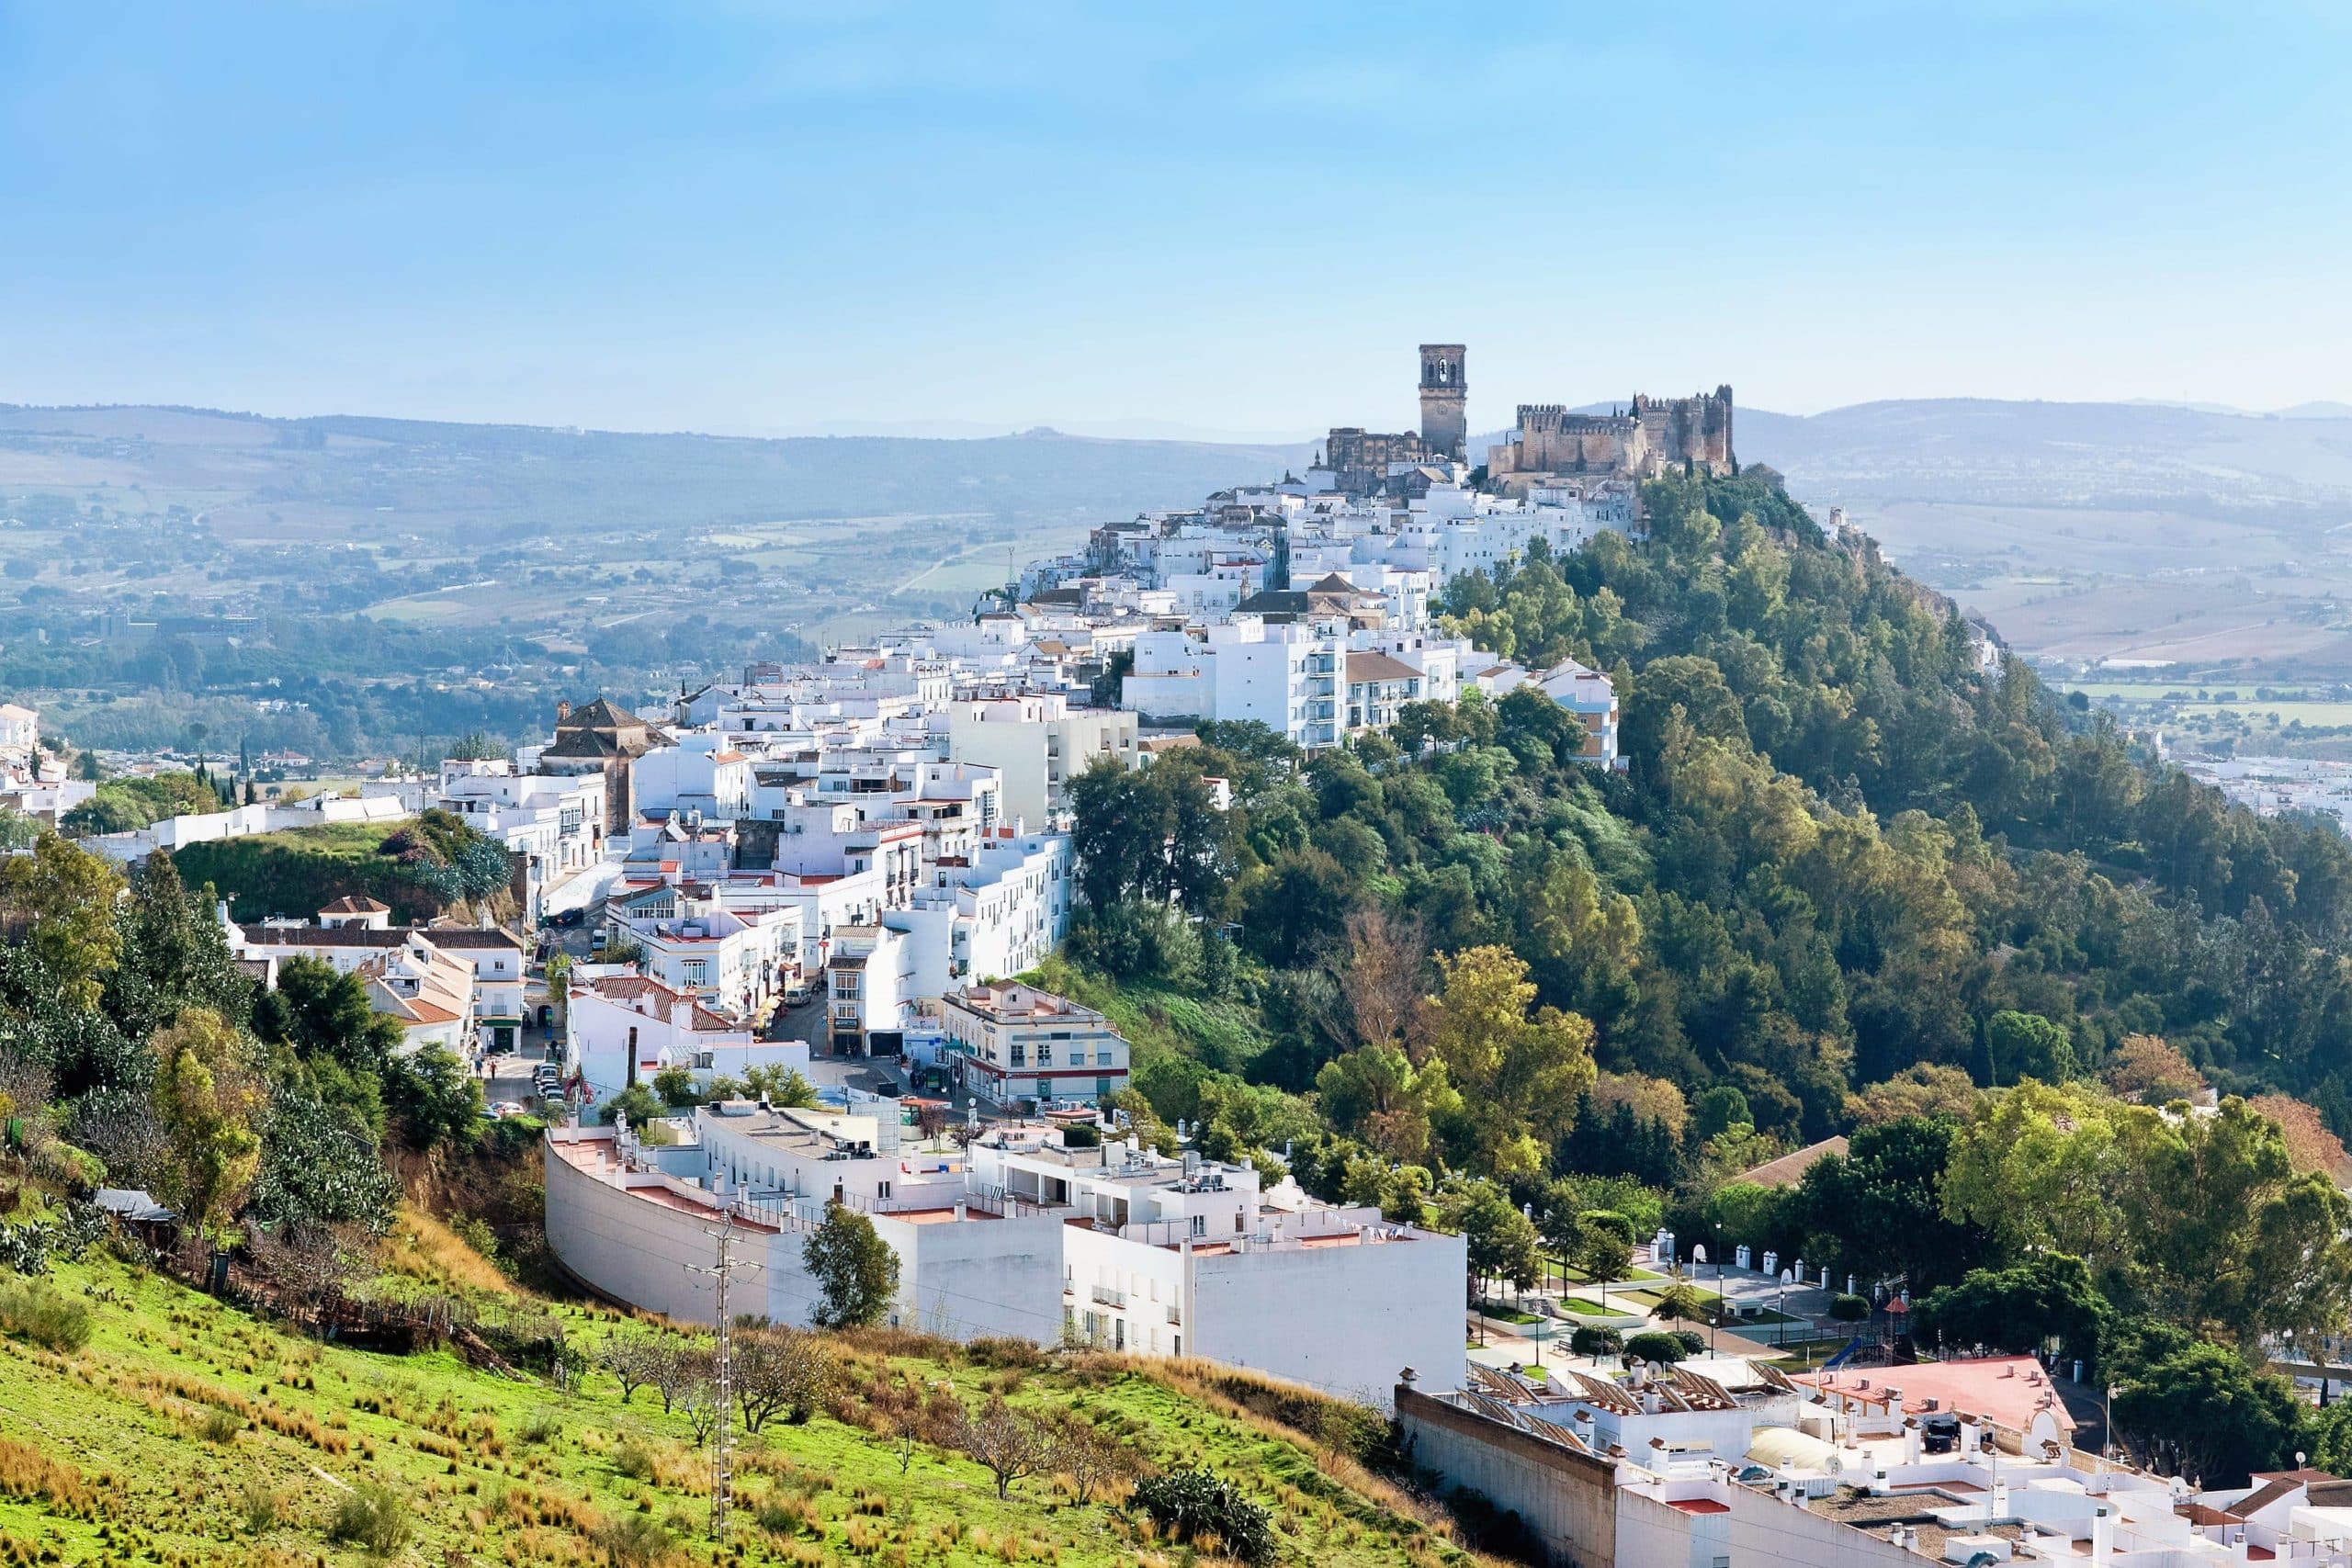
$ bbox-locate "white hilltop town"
[14,347,2331,1564]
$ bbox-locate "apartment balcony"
[1090,1285,1127,1309]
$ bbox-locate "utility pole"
[689,1210,763,1540]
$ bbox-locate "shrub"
[198,1406,242,1444]
[327,1482,411,1555]
[1132,1471,1276,1565]
[754,1492,821,1536]
[611,1433,658,1482]
[592,1512,674,1566]
[1623,1330,1689,1365]
[517,1408,562,1446]
[0,1277,93,1351]
[964,1336,1047,1371]
[238,1477,288,1533]
[1568,1325,1623,1357]
[1828,1292,1870,1322]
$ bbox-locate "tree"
[1983,1010,2075,1087]
[732,1325,835,1431]
[1941,1079,2122,1260]
[803,1201,901,1328]
[256,956,402,1075]
[1623,1330,1690,1365]
[1336,907,1428,1053]
[2109,1331,2305,1487]
[1649,1283,1711,1325]
[598,1329,659,1404]
[1446,1180,1540,1306]
[150,1008,265,1241]
[647,1340,714,1416]
[1690,1084,1753,1143]
[742,1064,818,1108]
[1313,1044,1458,1166]
[0,834,125,1010]
[1569,1325,1623,1357]
[1420,946,1595,1177]
[2247,1091,2352,1186]
[1793,1114,1991,1288]
[650,1065,699,1107]
[2109,1095,2352,1347]
[2103,1034,2206,1105]
[1913,1255,2110,1362]
[600,1083,662,1129]
[1578,1228,1635,1299]
[956,1394,1057,1500]
[1846,1064,1980,1127]
[248,1081,399,1234]
[106,852,254,1039]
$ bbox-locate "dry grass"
[378,1201,515,1294]
[0,1437,95,1517]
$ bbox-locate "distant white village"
[13,353,2325,1563]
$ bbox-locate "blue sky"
[2,2,2346,436]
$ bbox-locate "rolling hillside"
[0,1246,1499,1567]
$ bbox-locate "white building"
[607,894,802,1025]
[1124,616,1345,750]
[435,760,605,921]
[545,1111,1463,1404]
[1533,659,1622,768]
[564,974,808,1102]
[885,826,1071,996]
[938,980,1128,1110]
[1396,1349,2320,1568]
[944,694,1137,827]
[228,904,524,1054]
[629,735,752,821]
[0,703,39,764]
[824,923,917,1055]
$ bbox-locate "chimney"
[2091,1503,2112,1567]
[1903,1416,1921,1466]
[557,699,573,724]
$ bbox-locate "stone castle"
[1487,385,1736,493]
[1320,344,1736,499]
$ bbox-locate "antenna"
[688,1209,764,1540]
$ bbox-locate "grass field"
[0,1249,1496,1567]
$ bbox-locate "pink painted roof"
[1798,1357,2075,1434]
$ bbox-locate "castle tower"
[1419,344,1467,462]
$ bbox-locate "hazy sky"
[3,2,2346,437]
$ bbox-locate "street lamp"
[2105,1384,2120,1461]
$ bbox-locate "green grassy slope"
[0,1252,1495,1567]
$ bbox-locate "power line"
[688,1210,763,1540]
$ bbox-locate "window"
[876,1180,891,1200]
[1011,1043,1026,1067]
[1096,1049,1113,1066]
[683,960,707,987]
[1189,1215,1205,1238]
[1037,1043,1053,1066]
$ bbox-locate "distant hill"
[0,403,1318,540]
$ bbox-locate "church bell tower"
[1419,344,1467,462]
